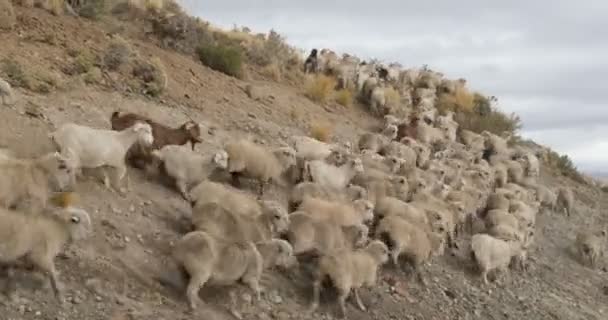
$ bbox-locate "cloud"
[177,0,608,173]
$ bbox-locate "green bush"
[1,58,31,89]
[78,0,106,20]
[454,94,521,137]
[196,43,243,78]
[545,150,586,183]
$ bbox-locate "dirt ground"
[0,6,606,320]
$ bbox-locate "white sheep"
[370,85,387,116]
[189,180,275,218]
[375,214,444,284]
[535,184,557,211]
[151,145,228,200]
[374,196,428,227]
[50,121,154,194]
[191,201,290,244]
[0,151,75,213]
[304,157,364,190]
[224,139,296,196]
[288,182,366,212]
[574,229,606,268]
[309,240,389,318]
[298,197,375,227]
[291,135,344,162]
[171,232,295,316]
[0,77,15,105]
[0,200,92,304]
[286,211,369,255]
[470,233,524,284]
[556,187,574,217]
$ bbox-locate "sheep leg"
[186,273,209,311]
[102,168,113,190]
[112,165,128,195]
[229,290,243,320]
[33,258,64,305]
[230,172,242,188]
[337,288,350,319]
[309,278,322,314]
[2,266,17,302]
[176,179,190,202]
[353,288,367,312]
[257,181,265,198]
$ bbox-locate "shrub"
[310,122,333,143]
[104,36,133,71]
[334,89,353,107]
[544,149,586,183]
[305,74,336,104]
[196,43,243,78]
[132,56,167,96]
[78,0,106,19]
[84,67,103,85]
[384,87,401,110]
[1,58,31,89]
[454,94,521,137]
[0,0,16,30]
[73,49,97,74]
[260,62,281,81]
[437,86,475,113]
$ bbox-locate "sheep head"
[354,199,374,223]
[260,200,290,234]
[181,121,202,149]
[274,147,297,169]
[212,150,229,170]
[270,239,297,268]
[60,206,93,242]
[365,240,390,265]
[131,122,154,146]
[41,151,76,192]
[349,158,364,174]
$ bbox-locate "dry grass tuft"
[437,85,475,113]
[104,36,133,71]
[1,58,31,89]
[334,89,353,107]
[260,62,281,81]
[132,56,167,96]
[310,122,333,142]
[384,87,401,110]
[305,74,336,104]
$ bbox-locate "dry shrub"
[43,0,64,15]
[132,56,167,96]
[437,86,475,113]
[104,36,133,71]
[0,0,16,30]
[454,94,521,137]
[1,58,31,89]
[260,63,281,81]
[73,49,97,74]
[84,67,103,85]
[305,74,336,104]
[384,87,401,109]
[544,149,586,184]
[31,70,60,93]
[334,89,353,107]
[78,0,107,19]
[310,122,333,143]
[196,43,244,78]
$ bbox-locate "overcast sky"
[178,0,608,173]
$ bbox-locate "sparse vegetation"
[0,0,16,30]
[454,94,521,137]
[335,89,353,107]
[1,58,31,89]
[78,0,107,19]
[310,122,333,142]
[305,74,336,104]
[103,36,133,71]
[384,87,400,110]
[545,149,586,184]
[437,86,475,113]
[73,49,98,74]
[260,62,281,81]
[84,67,103,85]
[132,56,167,96]
[196,43,243,78]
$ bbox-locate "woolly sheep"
[470,233,524,284]
[415,121,443,146]
[486,192,512,211]
[369,85,387,116]
[189,180,274,218]
[485,209,520,231]
[575,229,606,268]
[556,187,574,217]
[365,174,410,205]
[171,232,295,316]
[151,145,228,200]
[509,200,539,228]
[298,197,375,227]
[291,135,346,162]
[380,141,417,169]
[304,157,364,190]
[374,196,428,227]
[288,182,366,212]
[520,153,540,178]
[191,201,289,244]
[309,240,389,318]
[286,211,369,255]
[482,131,510,157]
[0,77,15,105]
[358,124,398,153]
[0,201,92,304]
[504,159,525,184]
[375,215,443,284]
[224,139,297,196]
[50,122,154,194]
[0,151,75,213]
[535,184,557,211]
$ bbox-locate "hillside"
[0,2,607,320]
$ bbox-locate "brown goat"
[396,116,419,141]
[110,111,202,169]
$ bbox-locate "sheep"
[288,182,367,212]
[0,77,15,105]
[0,151,75,213]
[482,131,510,158]
[50,121,154,194]
[189,180,274,218]
[171,232,295,316]
[535,184,557,212]
[415,121,443,146]
[151,145,228,200]
[574,229,606,268]
[504,159,525,184]
[485,192,512,211]
[519,153,540,178]
[0,200,92,304]
[364,175,410,205]
[374,196,428,227]
[470,233,524,284]
[191,200,289,244]
[309,240,389,318]
[286,211,369,255]
[224,139,297,196]
[556,187,574,217]
[509,200,539,228]
[358,130,393,154]
[380,141,417,169]
[375,215,444,283]
[493,163,509,188]
[485,209,520,232]
[304,157,364,191]
[369,85,387,116]
[298,197,374,227]
[110,111,202,168]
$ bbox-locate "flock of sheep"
[0,48,606,319]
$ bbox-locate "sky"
[178,0,608,173]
